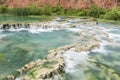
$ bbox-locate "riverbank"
[0,4,120,21]
[98,19,120,26]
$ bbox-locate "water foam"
[28,28,60,33]
[64,50,90,73]
[66,28,82,32]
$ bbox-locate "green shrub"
[66,9,76,16]
[103,7,120,20]
[43,5,52,15]
[0,5,8,13]
[77,9,87,16]
[9,7,30,16]
[87,5,105,18]
[60,8,66,15]
[52,5,65,15]
[28,4,43,15]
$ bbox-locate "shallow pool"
[0,29,79,79]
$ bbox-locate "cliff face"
[93,0,120,8]
[0,0,120,9]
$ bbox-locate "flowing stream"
[63,22,120,80]
[0,17,120,80]
[0,29,80,79]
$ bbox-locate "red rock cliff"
[0,0,120,9]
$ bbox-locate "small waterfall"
[0,23,30,30]
[1,18,120,80]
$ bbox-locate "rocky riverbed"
[1,18,120,80]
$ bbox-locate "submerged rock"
[88,58,120,80]
[14,58,65,80]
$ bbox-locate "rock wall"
[0,0,120,9]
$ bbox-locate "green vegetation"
[28,4,43,15]
[0,4,120,21]
[103,7,120,20]
[0,5,8,14]
[8,7,30,16]
[87,5,105,18]
[43,5,52,15]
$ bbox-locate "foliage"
[0,5,8,13]
[66,9,76,16]
[77,9,87,16]
[28,4,43,15]
[103,7,120,20]
[52,5,66,15]
[87,5,105,18]
[9,7,30,16]
[0,4,120,21]
[43,5,52,15]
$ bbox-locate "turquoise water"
[0,29,79,79]
[0,15,50,23]
[63,23,120,80]
[0,17,120,80]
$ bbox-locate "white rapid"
[1,17,120,80]
[61,20,120,80]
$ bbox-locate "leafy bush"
[66,9,77,16]
[28,4,43,15]
[9,7,30,16]
[52,5,65,15]
[0,5,8,13]
[103,7,120,20]
[77,9,87,16]
[87,5,105,18]
[43,5,52,15]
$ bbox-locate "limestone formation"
[4,18,104,80]
[14,58,65,80]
